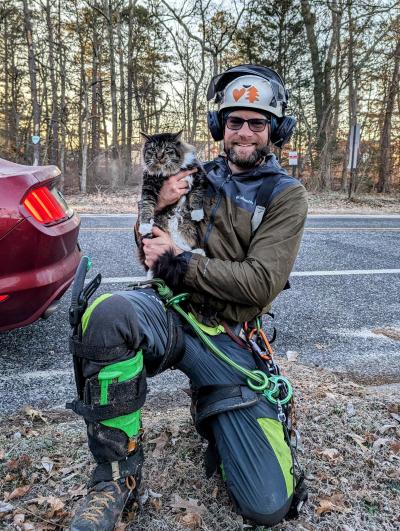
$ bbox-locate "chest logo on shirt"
[236,194,254,205]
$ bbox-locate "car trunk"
[0,158,62,239]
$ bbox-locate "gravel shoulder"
[64,187,400,215]
[0,361,399,530]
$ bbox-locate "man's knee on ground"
[233,491,292,527]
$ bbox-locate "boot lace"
[79,489,118,523]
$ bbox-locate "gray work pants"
[82,289,294,526]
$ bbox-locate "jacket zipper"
[204,164,232,245]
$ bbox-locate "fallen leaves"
[348,433,368,452]
[34,495,66,518]
[5,454,32,473]
[390,441,400,454]
[169,493,207,527]
[0,501,14,514]
[315,493,350,516]
[320,448,342,463]
[169,493,206,516]
[23,406,47,423]
[4,485,30,501]
[372,327,400,341]
[372,437,390,450]
[40,457,54,474]
[148,431,170,457]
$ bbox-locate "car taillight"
[23,186,68,225]
[0,295,9,302]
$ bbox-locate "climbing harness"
[128,278,293,408]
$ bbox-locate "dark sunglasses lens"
[248,119,268,132]
[226,117,268,131]
[226,117,244,130]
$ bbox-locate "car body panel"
[0,158,81,332]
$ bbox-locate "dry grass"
[1,361,399,530]
[307,191,400,215]
[64,187,400,216]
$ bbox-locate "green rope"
[128,279,292,404]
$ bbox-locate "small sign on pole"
[288,151,298,166]
[347,124,360,170]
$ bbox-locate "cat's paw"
[139,221,154,236]
[191,208,204,221]
[185,174,194,189]
[192,248,206,256]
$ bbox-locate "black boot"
[70,477,136,531]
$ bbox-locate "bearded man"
[69,64,308,530]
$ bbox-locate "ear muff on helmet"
[270,116,297,148]
[208,109,297,148]
[207,110,224,141]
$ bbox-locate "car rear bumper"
[0,242,81,332]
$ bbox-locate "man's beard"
[225,144,270,169]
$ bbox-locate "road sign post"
[288,151,298,177]
[347,124,361,199]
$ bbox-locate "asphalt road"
[1,214,399,416]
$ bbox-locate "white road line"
[80,226,400,232]
[5,369,72,381]
[305,227,400,232]
[94,269,400,284]
[78,213,400,219]
[291,269,400,277]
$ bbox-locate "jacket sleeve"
[182,184,308,313]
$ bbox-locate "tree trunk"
[45,0,59,165]
[22,0,41,166]
[377,26,400,193]
[346,2,358,199]
[118,9,126,180]
[58,0,66,189]
[126,0,135,183]
[91,20,100,164]
[105,0,119,160]
[300,0,324,130]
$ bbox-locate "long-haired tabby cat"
[138,131,207,278]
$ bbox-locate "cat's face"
[142,132,190,175]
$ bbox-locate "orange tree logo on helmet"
[231,85,260,104]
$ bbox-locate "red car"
[0,158,81,332]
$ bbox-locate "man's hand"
[156,169,197,212]
[143,226,183,269]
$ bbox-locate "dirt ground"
[64,187,400,215]
[1,359,399,530]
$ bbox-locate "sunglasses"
[225,116,270,132]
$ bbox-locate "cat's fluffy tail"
[153,249,189,290]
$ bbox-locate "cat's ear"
[172,130,183,141]
[140,131,152,141]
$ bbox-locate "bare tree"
[22,0,41,165]
[377,19,400,193]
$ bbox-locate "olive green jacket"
[179,154,308,324]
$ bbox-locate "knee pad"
[67,351,146,454]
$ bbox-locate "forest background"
[0,0,399,197]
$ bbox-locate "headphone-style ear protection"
[207,111,224,141]
[207,110,296,148]
[269,116,297,148]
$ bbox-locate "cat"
[137,131,207,277]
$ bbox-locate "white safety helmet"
[219,74,285,118]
